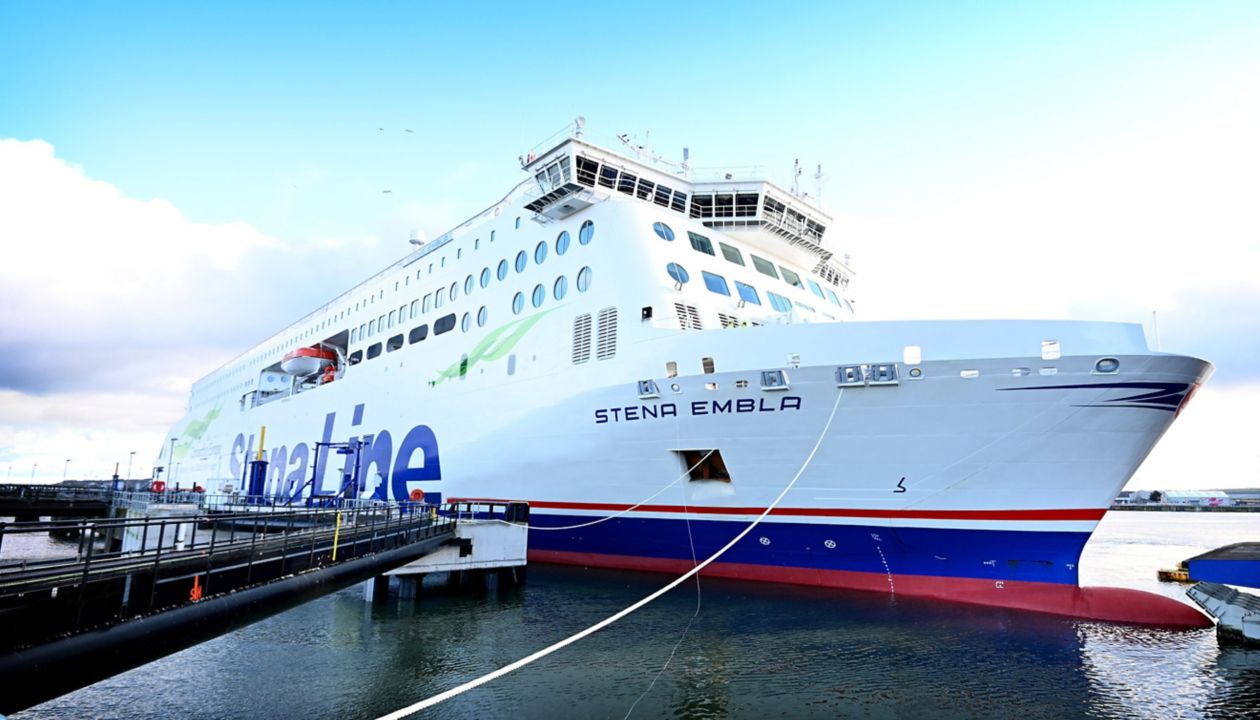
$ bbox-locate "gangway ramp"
[0,499,525,714]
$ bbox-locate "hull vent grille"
[596,307,618,360]
[674,303,703,330]
[572,314,592,364]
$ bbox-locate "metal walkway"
[0,497,482,714]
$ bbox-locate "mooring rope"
[374,387,844,720]
[525,450,715,531]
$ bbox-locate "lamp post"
[167,438,177,477]
[126,451,136,481]
[62,459,71,482]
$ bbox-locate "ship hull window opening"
[409,325,428,344]
[666,263,689,285]
[719,242,745,266]
[579,220,594,245]
[498,259,509,281]
[653,222,675,241]
[678,449,730,481]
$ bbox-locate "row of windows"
[671,263,842,315]
[510,267,592,314]
[349,222,596,345]
[202,209,551,403]
[655,220,847,312]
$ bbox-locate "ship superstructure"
[161,123,1212,625]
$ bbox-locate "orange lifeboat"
[281,346,336,376]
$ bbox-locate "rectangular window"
[670,191,687,213]
[808,279,826,300]
[435,292,444,309]
[688,231,715,256]
[388,310,396,328]
[433,313,457,335]
[824,288,842,307]
[351,328,358,343]
[701,271,730,296]
[423,294,432,313]
[654,185,672,208]
[779,266,804,289]
[368,319,377,336]
[794,301,816,313]
[734,281,761,305]
[359,323,366,339]
[409,325,428,344]
[635,178,654,200]
[367,343,383,359]
[768,291,792,312]
[751,255,779,279]
[719,242,745,266]
[410,299,419,318]
[598,165,618,188]
[387,334,404,352]
[618,171,637,195]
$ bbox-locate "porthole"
[653,221,675,241]
[532,283,545,308]
[497,259,509,281]
[579,220,594,245]
[554,275,568,300]
[577,266,592,293]
[464,274,474,295]
[556,230,571,256]
[515,250,527,273]
[535,241,548,265]
[477,305,488,327]
[480,267,491,288]
[512,292,524,315]
[461,312,471,332]
[666,262,689,284]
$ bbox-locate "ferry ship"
[161,122,1212,626]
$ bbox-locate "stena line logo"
[229,403,440,503]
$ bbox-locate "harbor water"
[10,512,1260,719]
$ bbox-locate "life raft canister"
[409,488,424,502]
[151,480,166,493]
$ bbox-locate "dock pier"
[0,488,528,715]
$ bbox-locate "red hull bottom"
[530,549,1211,629]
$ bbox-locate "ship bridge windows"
[751,255,779,279]
[688,231,715,256]
[576,156,599,186]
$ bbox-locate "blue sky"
[1,1,1258,483]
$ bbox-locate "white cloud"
[0,139,396,481]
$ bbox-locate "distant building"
[1161,490,1233,507]
[1225,488,1260,506]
